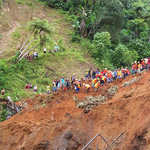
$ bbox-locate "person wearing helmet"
[92,78,97,87]
[117,68,122,79]
[141,59,145,70]
[103,68,108,76]
[107,71,113,83]
[72,73,76,84]
[83,84,91,93]
[137,62,141,73]
[101,76,107,86]
[94,81,100,92]
[134,61,137,74]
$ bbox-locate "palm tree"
[19,18,55,60]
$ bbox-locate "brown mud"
[0,70,150,150]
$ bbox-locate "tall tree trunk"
[19,27,36,52]
[19,42,42,61]
[19,29,42,58]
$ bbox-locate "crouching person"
[101,76,107,86]
[83,84,91,93]
[94,81,100,92]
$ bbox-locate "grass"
[15,0,33,7]
[0,0,97,102]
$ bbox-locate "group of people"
[24,45,65,61]
[131,58,150,74]
[82,58,150,93]
[43,45,65,53]
[23,57,150,94]
[25,83,37,92]
[24,51,38,61]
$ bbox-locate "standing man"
[47,85,50,94]
[88,68,92,80]
[43,47,46,53]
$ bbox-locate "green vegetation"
[15,0,33,7]
[0,0,3,9]
[40,0,150,69]
[19,17,55,61]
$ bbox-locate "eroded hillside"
[0,70,150,150]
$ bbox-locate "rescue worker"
[72,73,76,84]
[83,84,91,93]
[92,78,97,87]
[123,67,128,79]
[74,79,79,93]
[134,61,137,74]
[141,59,145,70]
[76,79,81,93]
[101,76,107,86]
[117,68,122,79]
[107,71,113,83]
[94,81,100,92]
[103,68,108,76]
[137,61,141,73]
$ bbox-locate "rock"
[83,110,90,113]
[64,131,73,140]
[33,140,50,150]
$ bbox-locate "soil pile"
[1,70,150,150]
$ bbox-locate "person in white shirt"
[33,51,36,57]
[43,47,46,53]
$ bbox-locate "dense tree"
[39,0,150,67]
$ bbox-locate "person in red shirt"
[107,71,113,83]
[141,59,145,70]
[25,84,29,89]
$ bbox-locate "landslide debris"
[74,85,118,110]
[122,76,142,87]
[107,86,118,96]
[76,95,107,110]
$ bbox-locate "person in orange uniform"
[92,78,97,87]
[101,76,107,86]
[103,68,108,75]
[83,84,91,93]
[141,59,145,70]
[107,71,113,83]
[94,81,100,92]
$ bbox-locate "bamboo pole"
[105,130,126,150]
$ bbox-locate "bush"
[71,34,81,42]
[0,108,9,122]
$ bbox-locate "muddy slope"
[0,70,150,150]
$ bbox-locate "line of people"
[131,58,150,74]
[24,57,150,94]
